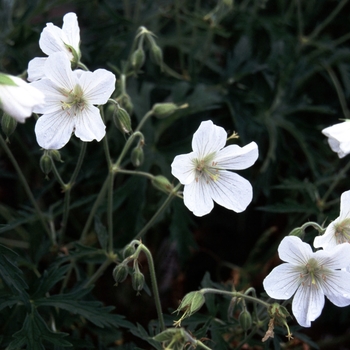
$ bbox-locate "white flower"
[171,120,258,217]
[27,12,80,82]
[263,236,350,327]
[30,52,115,149]
[314,190,350,250]
[0,73,45,122]
[322,121,350,158]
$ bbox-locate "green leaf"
[0,294,20,311]
[8,308,71,349]
[34,288,132,328]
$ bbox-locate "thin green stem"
[133,183,182,241]
[50,160,65,188]
[134,110,153,133]
[116,168,155,180]
[0,134,53,243]
[82,257,115,289]
[107,172,115,253]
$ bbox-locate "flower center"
[299,258,328,287]
[334,218,350,244]
[61,85,86,116]
[193,154,220,183]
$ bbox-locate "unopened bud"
[132,271,145,292]
[113,105,132,134]
[40,153,52,176]
[116,94,133,115]
[239,309,252,330]
[131,47,145,71]
[1,113,17,139]
[113,264,129,285]
[131,146,144,167]
[49,149,63,162]
[288,227,303,237]
[150,44,163,66]
[151,175,173,193]
[152,103,178,119]
[174,291,205,327]
[123,244,136,259]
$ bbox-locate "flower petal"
[322,122,350,158]
[313,224,337,250]
[35,110,75,149]
[171,153,196,185]
[278,236,312,265]
[40,23,70,57]
[292,284,324,327]
[74,104,106,142]
[183,179,214,217]
[214,142,258,170]
[339,190,350,220]
[207,170,253,212]
[263,263,300,299]
[62,13,80,51]
[315,242,350,270]
[27,57,47,82]
[321,270,350,306]
[191,120,226,158]
[78,69,116,105]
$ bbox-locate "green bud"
[113,264,129,285]
[40,153,52,176]
[239,309,252,330]
[150,44,163,66]
[1,113,17,138]
[131,47,145,71]
[151,175,173,193]
[123,244,136,259]
[176,291,205,322]
[152,103,178,119]
[113,105,132,134]
[131,146,144,167]
[288,227,304,237]
[49,149,63,162]
[131,271,145,292]
[116,94,133,115]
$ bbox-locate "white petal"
[78,69,116,105]
[74,104,106,142]
[207,170,253,212]
[292,284,325,327]
[35,110,75,149]
[62,13,80,50]
[321,270,350,306]
[277,236,312,265]
[44,52,75,91]
[214,142,258,170]
[322,122,350,158]
[191,120,227,158]
[263,263,300,299]
[27,57,47,82]
[183,179,214,217]
[40,23,72,58]
[313,224,337,250]
[171,153,196,185]
[339,190,350,220]
[315,242,350,270]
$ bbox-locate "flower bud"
[116,94,133,115]
[49,149,63,162]
[152,103,178,119]
[131,146,144,167]
[113,105,132,134]
[175,291,205,321]
[1,113,17,139]
[131,271,145,292]
[113,264,129,285]
[239,309,252,330]
[123,244,136,259]
[288,227,303,237]
[151,175,173,193]
[40,153,52,176]
[150,44,163,66]
[131,47,145,71]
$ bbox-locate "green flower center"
[61,85,86,115]
[298,258,329,287]
[193,153,220,183]
[334,218,350,244]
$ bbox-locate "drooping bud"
[40,152,52,177]
[150,44,163,67]
[131,47,146,72]
[174,291,205,327]
[131,271,145,292]
[49,149,63,163]
[239,309,252,331]
[113,264,129,285]
[116,93,133,115]
[152,103,178,119]
[123,244,136,259]
[1,113,17,140]
[113,104,132,134]
[131,146,144,167]
[151,175,173,194]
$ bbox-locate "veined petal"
[27,57,46,82]
[44,52,75,91]
[313,224,337,250]
[183,179,214,217]
[278,236,312,265]
[315,243,350,270]
[292,283,324,327]
[40,23,71,58]
[171,153,196,185]
[321,270,350,306]
[207,170,253,213]
[322,122,350,158]
[62,13,80,50]
[263,263,300,299]
[192,120,226,158]
[214,142,258,170]
[339,190,350,220]
[78,69,116,105]
[74,104,106,142]
[35,110,75,149]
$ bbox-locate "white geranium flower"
[171,120,258,217]
[28,12,80,82]
[314,190,350,250]
[30,52,115,149]
[322,121,350,158]
[0,73,45,122]
[263,236,350,327]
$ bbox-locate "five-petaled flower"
[30,52,115,149]
[322,121,350,158]
[171,120,258,217]
[27,12,81,82]
[314,190,350,250]
[0,73,45,122]
[263,236,350,327]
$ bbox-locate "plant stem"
[0,134,53,243]
[83,256,115,288]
